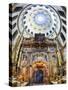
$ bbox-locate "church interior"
[9,4,66,86]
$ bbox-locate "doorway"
[34,69,43,84]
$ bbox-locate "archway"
[32,61,49,84]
